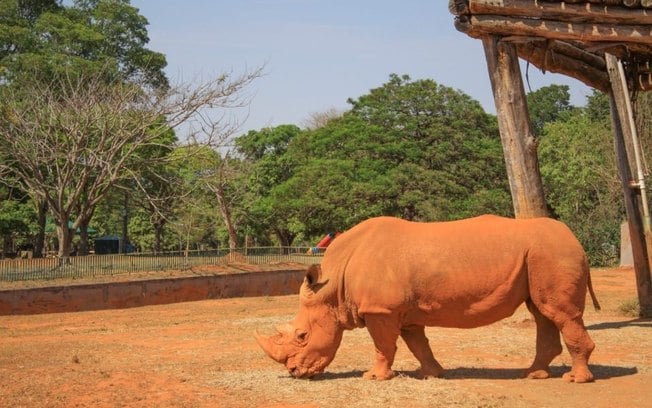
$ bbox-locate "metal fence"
[0,247,324,283]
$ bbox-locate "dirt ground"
[0,267,650,408]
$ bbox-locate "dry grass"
[617,297,641,317]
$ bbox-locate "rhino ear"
[305,264,328,291]
[305,264,321,285]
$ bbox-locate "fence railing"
[0,247,324,283]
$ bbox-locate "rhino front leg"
[363,314,401,380]
[400,325,443,379]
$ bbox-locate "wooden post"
[482,36,548,219]
[606,54,652,317]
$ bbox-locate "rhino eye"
[295,329,309,344]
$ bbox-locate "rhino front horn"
[255,331,287,364]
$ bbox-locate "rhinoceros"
[256,215,600,382]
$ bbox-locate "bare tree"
[0,66,262,260]
[202,154,249,250]
[173,144,249,251]
[301,107,345,130]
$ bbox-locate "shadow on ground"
[309,365,638,381]
[442,365,637,381]
[587,319,651,330]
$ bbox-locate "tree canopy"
[0,0,261,258]
[538,91,623,265]
[0,1,643,267]
[0,0,167,87]
[233,75,513,244]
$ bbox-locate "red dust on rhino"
[257,215,600,382]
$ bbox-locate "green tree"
[0,0,167,87]
[0,186,36,257]
[0,0,170,257]
[121,121,179,253]
[240,75,512,245]
[338,75,509,219]
[346,74,510,220]
[526,84,572,137]
[0,66,260,259]
[172,144,248,250]
[539,92,623,265]
[0,0,60,62]
[73,0,167,88]
[236,125,303,246]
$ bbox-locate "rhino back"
[320,215,585,327]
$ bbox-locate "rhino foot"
[363,369,395,380]
[524,368,551,379]
[417,365,443,379]
[562,368,594,383]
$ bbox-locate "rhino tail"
[587,270,601,311]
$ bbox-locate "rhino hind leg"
[525,299,563,379]
[527,298,596,383]
[362,314,401,380]
[400,325,443,379]
[558,317,595,383]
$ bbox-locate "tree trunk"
[482,35,548,219]
[56,215,73,261]
[33,199,47,258]
[121,192,129,253]
[75,205,96,256]
[153,219,165,254]
[213,186,238,250]
[1,234,11,258]
[274,229,295,254]
[78,224,89,256]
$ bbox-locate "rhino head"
[256,264,344,379]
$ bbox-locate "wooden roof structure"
[449,0,652,92]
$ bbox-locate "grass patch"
[617,298,640,317]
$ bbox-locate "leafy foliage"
[0,2,642,266]
[0,1,260,257]
[0,0,167,87]
[526,84,572,137]
[233,75,512,244]
[538,91,623,265]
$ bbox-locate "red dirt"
[0,267,650,407]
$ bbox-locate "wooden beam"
[551,40,607,70]
[584,41,652,57]
[638,73,652,90]
[482,36,549,218]
[466,0,652,25]
[606,53,652,317]
[623,0,641,8]
[516,40,610,91]
[457,15,652,45]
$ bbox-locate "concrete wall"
[0,269,306,315]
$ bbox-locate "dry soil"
[0,267,650,408]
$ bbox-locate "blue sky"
[131,0,592,135]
